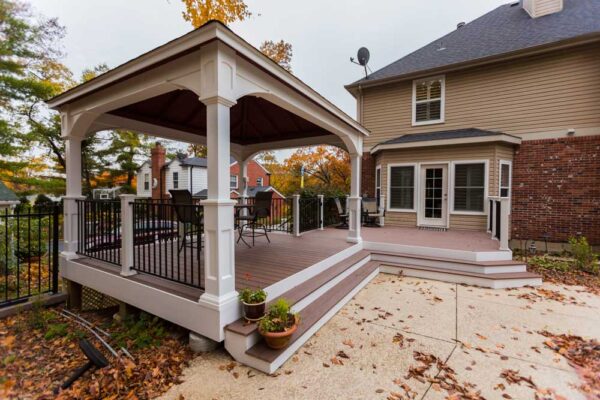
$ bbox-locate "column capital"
[200,96,237,108]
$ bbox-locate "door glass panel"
[424,168,443,219]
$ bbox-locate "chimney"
[151,142,166,200]
[523,0,563,18]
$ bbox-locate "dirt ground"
[159,274,600,400]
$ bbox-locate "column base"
[346,236,363,244]
[189,331,219,353]
[198,290,239,311]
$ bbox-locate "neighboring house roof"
[194,185,284,199]
[371,128,521,153]
[349,0,600,88]
[0,181,19,202]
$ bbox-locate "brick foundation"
[511,135,600,245]
[361,152,376,197]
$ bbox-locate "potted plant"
[239,288,267,321]
[258,298,299,349]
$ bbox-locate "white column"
[317,194,324,230]
[199,98,238,309]
[347,154,362,243]
[120,194,137,276]
[378,194,386,227]
[62,137,85,259]
[293,194,301,237]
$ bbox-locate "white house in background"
[0,181,20,211]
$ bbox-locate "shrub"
[238,288,267,304]
[528,255,571,272]
[568,236,599,274]
[113,312,166,349]
[44,323,69,340]
[26,298,54,330]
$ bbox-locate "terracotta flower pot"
[258,316,299,349]
[242,301,266,321]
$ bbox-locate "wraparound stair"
[225,247,541,374]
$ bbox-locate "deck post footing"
[189,331,219,353]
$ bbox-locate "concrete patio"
[159,274,600,400]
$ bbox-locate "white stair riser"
[372,254,525,274]
[363,241,513,262]
[380,265,542,289]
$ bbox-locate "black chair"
[236,191,273,247]
[169,190,204,253]
[334,197,349,229]
[362,197,384,227]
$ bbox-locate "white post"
[240,159,249,220]
[317,194,324,230]
[62,137,84,259]
[499,197,510,251]
[378,194,386,227]
[120,194,137,276]
[293,194,301,237]
[347,154,362,243]
[199,97,238,309]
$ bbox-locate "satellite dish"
[357,47,370,66]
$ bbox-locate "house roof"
[370,128,521,153]
[348,0,600,89]
[194,185,282,198]
[0,181,18,202]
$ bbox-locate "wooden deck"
[76,226,500,301]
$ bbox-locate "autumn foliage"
[181,0,251,28]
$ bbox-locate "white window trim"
[172,171,179,189]
[387,163,418,212]
[230,174,238,189]
[450,159,489,216]
[412,75,445,126]
[256,177,263,186]
[416,162,450,229]
[375,164,381,198]
[499,160,512,199]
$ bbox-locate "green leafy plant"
[44,323,69,340]
[26,298,54,330]
[238,288,267,304]
[258,298,298,333]
[529,255,571,272]
[569,236,599,274]
[113,312,166,349]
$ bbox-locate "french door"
[418,164,448,228]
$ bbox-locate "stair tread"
[226,250,370,336]
[372,250,523,267]
[384,262,541,280]
[246,261,379,362]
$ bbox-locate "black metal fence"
[323,197,344,227]
[237,197,293,233]
[76,199,121,265]
[131,201,204,289]
[298,197,321,233]
[1,205,60,308]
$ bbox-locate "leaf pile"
[540,330,600,398]
[0,306,193,399]
[517,288,584,306]
[403,351,485,400]
[523,256,600,295]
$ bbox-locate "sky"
[30,0,509,159]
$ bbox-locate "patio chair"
[236,191,273,247]
[362,197,384,227]
[334,198,349,229]
[169,190,204,253]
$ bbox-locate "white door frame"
[417,162,449,228]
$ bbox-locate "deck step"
[225,250,370,336]
[380,262,542,289]
[245,261,379,364]
[372,250,524,266]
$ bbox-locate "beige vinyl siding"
[379,144,513,230]
[362,43,600,148]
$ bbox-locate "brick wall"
[512,135,600,244]
[361,152,376,197]
[150,142,166,200]
[230,160,270,190]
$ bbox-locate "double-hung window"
[454,163,485,212]
[144,173,150,191]
[230,175,238,189]
[172,172,179,189]
[413,76,444,125]
[389,165,415,210]
[499,161,512,198]
[256,177,263,186]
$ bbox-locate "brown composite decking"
[75,227,500,301]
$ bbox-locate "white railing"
[488,196,510,251]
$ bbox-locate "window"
[413,76,444,125]
[454,163,485,212]
[375,166,381,207]
[172,172,179,189]
[499,161,512,198]
[144,173,149,191]
[389,166,415,210]
[256,177,263,186]
[230,175,238,189]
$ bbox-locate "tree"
[181,0,250,28]
[259,40,292,71]
[101,130,152,189]
[187,143,207,158]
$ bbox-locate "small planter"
[259,314,299,349]
[242,300,266,321]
